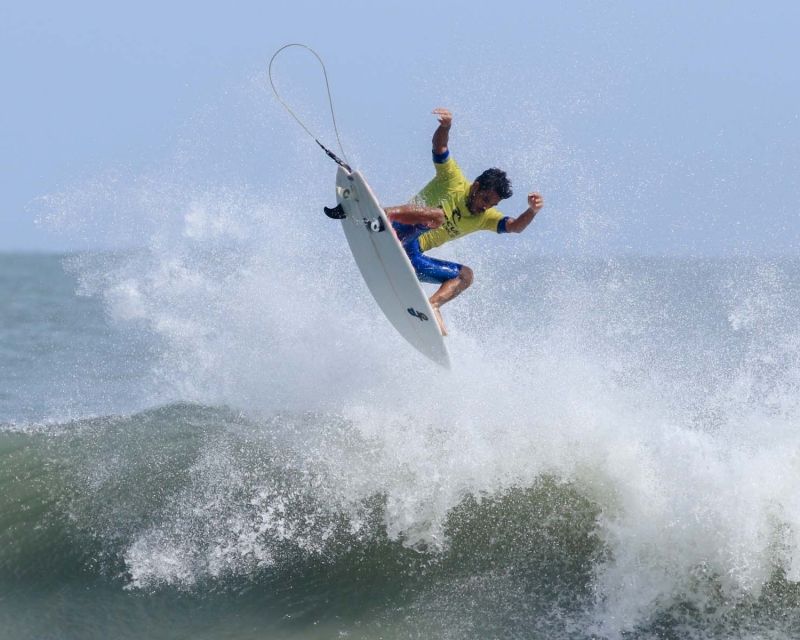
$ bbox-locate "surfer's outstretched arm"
[505,192,545,233]
[432,108,452,155]
[384,205,444,228]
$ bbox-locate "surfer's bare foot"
[432,306,448,337]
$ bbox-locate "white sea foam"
[101,223,800,637]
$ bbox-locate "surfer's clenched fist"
[432,108,452,130]
[528,192,545,214]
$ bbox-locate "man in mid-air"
[384,108,545,335]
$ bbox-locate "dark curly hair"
[475,168,513,200]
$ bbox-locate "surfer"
[384,108,545,336]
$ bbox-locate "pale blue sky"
[2,1,799,254]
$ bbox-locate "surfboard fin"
[323,204,346,219]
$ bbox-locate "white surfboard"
[329,166,450,368]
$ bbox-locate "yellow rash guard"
[412,150,510,253]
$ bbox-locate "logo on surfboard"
[407,308,429,321]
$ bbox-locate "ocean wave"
[4,399,800,638]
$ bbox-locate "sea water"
[3,248,800,639]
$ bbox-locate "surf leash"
[269,44,352,173]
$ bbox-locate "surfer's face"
[467,184,502,215]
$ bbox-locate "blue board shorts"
[391,221,463,284]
